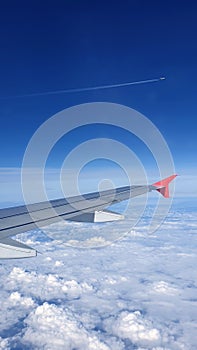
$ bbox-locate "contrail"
[2,77,165,98]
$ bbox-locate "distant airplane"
[0,174,176,259]
[2,77,166,99]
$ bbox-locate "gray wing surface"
[0,175,177,258]
[0,185,150,258]
[0,185,149,239]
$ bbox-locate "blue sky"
[0,0,196,199]
[0,4,197,348]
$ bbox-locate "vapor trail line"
[2,77,165,99]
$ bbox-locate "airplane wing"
[0,175,177,259]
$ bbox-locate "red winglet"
[152,174,177,198]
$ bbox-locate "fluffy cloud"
[151,281,178,295]
[8,291,35,307]
[0,337,10,350]
[105,310,161,347]
[23,303,110,350]
[6,267,94,301]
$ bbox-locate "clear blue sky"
[0,0,196,172]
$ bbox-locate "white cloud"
[6,267,94,301]
[9,291,35,307]
[0,337,10,350]
[54,260,64,267]
[105,311,161,347]
[66,236,112,248]
[151,281,178,295]
[23,303,110,350]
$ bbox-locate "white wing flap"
[94,210,124,222]
[67,210,124,223]
[0,238,37,259]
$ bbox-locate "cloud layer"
[0,200,197,349]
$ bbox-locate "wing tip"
[152,174,177,198]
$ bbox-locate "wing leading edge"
[0,175,177,259]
